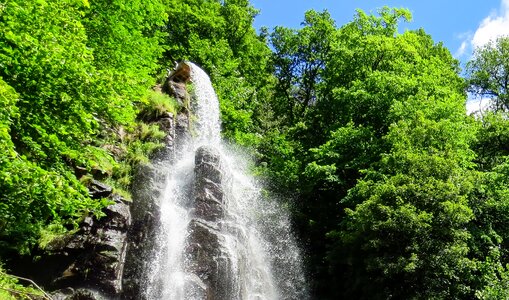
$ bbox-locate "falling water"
[144,62,308,299]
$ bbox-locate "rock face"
[154,112,176,162]
[121,163,162,299]
[121,64,193,299]
[193,146,224,222]
[165,62,192,155]
[17,180,133,300]
[175,112,191,154]
[52,288,107,300]
[184,146,237,300]
[167,62,191,84]
[61,186,130,295]
[166,82,188,107]
[164,61,191,107]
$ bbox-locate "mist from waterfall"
[143,62,308,300]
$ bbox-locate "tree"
[471,111,509,171]
[467,37,509,173]
[0,0,169,257]
[269,10,337,126]
[333,92,476,299]
[466,36,509,300]
[264,7,471,298]
[160,0,274,144]
[467,36,509,111]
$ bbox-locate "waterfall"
[143,62,308,300]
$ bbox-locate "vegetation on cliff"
[2,0,509,299]
[0,0,171,294]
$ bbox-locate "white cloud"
[454,40,468,58]
[472,0,509,48]
[461,0,508,113]
[454,31,474,59]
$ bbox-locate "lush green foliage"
[467,36,509,111]
[138,90,180,121]
[0,0,169,267]
[336,94,476,299]
[255,7,509,299]
[3,1,509,299]
[0,264,43,299]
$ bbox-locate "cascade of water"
[144,62,308,300]
[189,65,221,146]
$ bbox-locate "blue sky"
[250,0,509,66]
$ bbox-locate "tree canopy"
[467,36,509,111]
[0,0,168,257]
[256,7,509,299]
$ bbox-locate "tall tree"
[467,36,509,111]
[161,0,273,144]
[466,36,509,300]
[270,10,336,125]
[264,7,473,298]
[334,92,475,299]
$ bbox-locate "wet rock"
[121,163,163,299]
[55,193,131,295]
[176,112,191,150]
[164,62,191,107]
[184,146,237,299]
[195,148,222,184]
[194,178,224,222]
[162,61,191,154]
[194,146,224,222]
[74,166,88,179]
[184,274,208,299]
[153,114,175,162]
[87,180,113,199]
[186,220,234,300]
[167,82,188,106]
[51,288,108,300]
[168,62,191,84]
[18,189,132,298]
[52,288,75,300]
[105,194,131,231]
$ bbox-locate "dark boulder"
[183,146,238,299]
[167,62,191,84]
[87,180,113,199]
[18,183,132,299]
[153,113,175,162]
[121,163,163,299]
[186,219,235,300]
[194,146,224,222]
[164,62,191,107]
[166,81,188,107]
[176,112,191,149]
[51,288,107,300]
[53,191,130,296]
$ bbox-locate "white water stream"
[144,62,307,300]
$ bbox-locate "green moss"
[138,90,180,121]
[139,123,166,142]
[38,223,72,251]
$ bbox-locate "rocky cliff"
[5,65,194,300]
[184,146,235,299]
[13,180,131,300]
[120,63,193,300]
